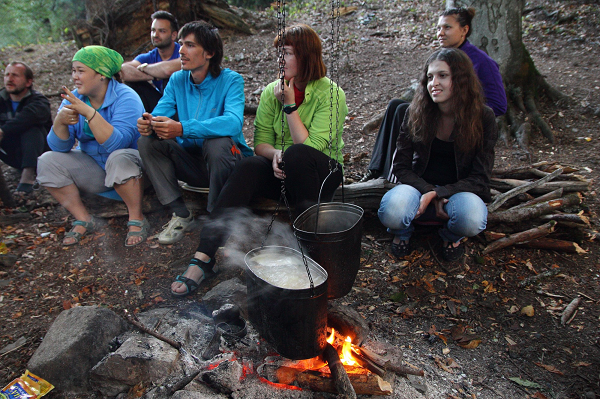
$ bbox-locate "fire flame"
[340,336,356,366]
[327,328,356,366]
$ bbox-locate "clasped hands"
[416,190,449,221]
[137,112,182,140]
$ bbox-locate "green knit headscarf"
[72,46,123,78]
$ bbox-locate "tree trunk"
[449,0,569,143]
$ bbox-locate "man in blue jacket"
[0,62,52,193]
[137,20,252,245]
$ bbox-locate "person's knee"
[447,193,488,237]
[378,185,419,230]
[137,135,158,155]
[106,150,143,185]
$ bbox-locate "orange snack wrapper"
[1,370,54,399]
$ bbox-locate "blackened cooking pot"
[245,246,328,360]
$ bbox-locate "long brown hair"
[408,48,485,153]
[273,24,326,83]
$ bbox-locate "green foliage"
[0,0,84,48]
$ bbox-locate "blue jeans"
[378,184,488,243]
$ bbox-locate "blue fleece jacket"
[152,68,252,157]
[47,79,144,170]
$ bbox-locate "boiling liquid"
[248,252,326,289]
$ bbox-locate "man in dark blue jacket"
[0,62,52,193]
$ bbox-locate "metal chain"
[331,0,342,173]
[263,0,287,247]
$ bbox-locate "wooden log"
[487,168,563,212]
[351,348,386,377]
[287,367,392,396]
[487,193,582,224]
[539,213,590,226]
[482,221,556,255]
[515,238,587,254]
[327,303,370,345]
[200,2,254,34]
[492,161,550,177]
[490,179,589,195]
[322,343,357,398]
[484,231,508,242]
[357,346,424,377]
[508,188,563,211]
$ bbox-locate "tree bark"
[450,0,569,142]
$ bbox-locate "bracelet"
[284,103,296,108]
[85,109,97,124]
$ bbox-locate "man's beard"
[7,86,27,96]
[153,40,171,50]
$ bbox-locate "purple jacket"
[459,40,507,117]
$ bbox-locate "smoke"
[208,208,303,271]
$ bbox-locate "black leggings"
[196,144,343,258]
[367,99,409,180]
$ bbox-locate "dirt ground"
[1,0,599,398]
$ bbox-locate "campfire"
[250,327,424,397]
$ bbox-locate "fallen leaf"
[534,362,564,375]
[509,377,542,388]
[572,361,591,367]
[521,305,535,317]
[63,300,72,310]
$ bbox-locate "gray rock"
[90,336,179,397]
[202,278,247,316]
[172,390,227,399]
[27,306,128,393]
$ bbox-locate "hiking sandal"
[171,257,216,298]
[125,218,150,247]
[63,217,96,246]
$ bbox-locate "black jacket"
[0,88,52,136]
[392,106,498,202]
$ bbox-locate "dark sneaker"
[441,241,465,262]
[358,170,381,183]
[391,240,411,258]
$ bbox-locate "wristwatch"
[283,104,298,114]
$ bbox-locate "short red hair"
[273,24,326,83]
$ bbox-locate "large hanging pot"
[293,202,364,299]
[245,246,328,360]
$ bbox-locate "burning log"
[327,303,370,345]
[356,346,425,377]
[296,369,392,396]
[322,343,357,398]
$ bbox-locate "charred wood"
[322,343,357,398]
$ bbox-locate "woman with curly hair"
[378,47,498,261]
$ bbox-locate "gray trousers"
[137,135,243,212]
[37,149,143,192]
